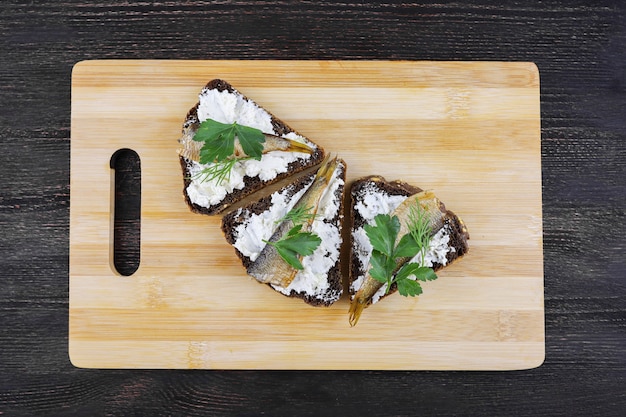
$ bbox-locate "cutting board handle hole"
[110,148,141,276]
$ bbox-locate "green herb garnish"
[276,205,318,225]
[190,157,248,184]
[263,224,322,270]
[364,203,437,297]
[407,203,433,267]
[191,119,265,184]
[193,119,265,163]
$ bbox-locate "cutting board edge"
[69,59,544,370]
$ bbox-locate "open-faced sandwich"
[348,176,470,326]
[178,79,325,215]
[221,156,346,306]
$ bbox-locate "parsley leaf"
[394,262,436,296]
[235,123,266,160]
[192,119,266,164]
[394,232,421,258]
[395,263,437,283]
[264,224,322,270]
[364,214,400,257]
[194,120,236,163]
[396,277,423,297]
[365,204,438,297]
[369,250,392,284]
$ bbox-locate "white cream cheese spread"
[271,169,344,303]
[232,179,314,260]
[230,164,344,304]
[186,87,314,208]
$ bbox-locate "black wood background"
[1,1,625,416]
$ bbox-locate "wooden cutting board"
[69,60,544,370]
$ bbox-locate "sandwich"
[221,156,346,306]
[178,79,325,215]
[348,175,470,326]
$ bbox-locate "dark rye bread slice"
[179,79,325,215]
[349,175,470,303]
[221,160,347,306]
[222,173,315,270]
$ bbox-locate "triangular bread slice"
[349,175,470,322]
[178,79,325,215]
[221,158,347,306]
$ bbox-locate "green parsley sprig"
[194,119,265,163]
[364,204,438,297]
[191,119,265,184]
[263,224,321,270]
[262,206,322,270]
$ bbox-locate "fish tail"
[262,133,315,155]
[177,147,198,161]
[178,127,201,161]
[284,138,315,154]
[276,268,299,289]
[315,154,339,183]
[348,298,367,327]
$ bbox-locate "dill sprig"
[191,157,248,185]
[276,205,317,225]
[407,202,433,267]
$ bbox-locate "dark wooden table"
[1,1,625,416]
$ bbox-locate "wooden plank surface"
[69,60,543,370]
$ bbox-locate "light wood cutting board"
[70,60,544,370]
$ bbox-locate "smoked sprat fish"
[247,156,341,288]
[178,124,314,162]
[348,191,449,327]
